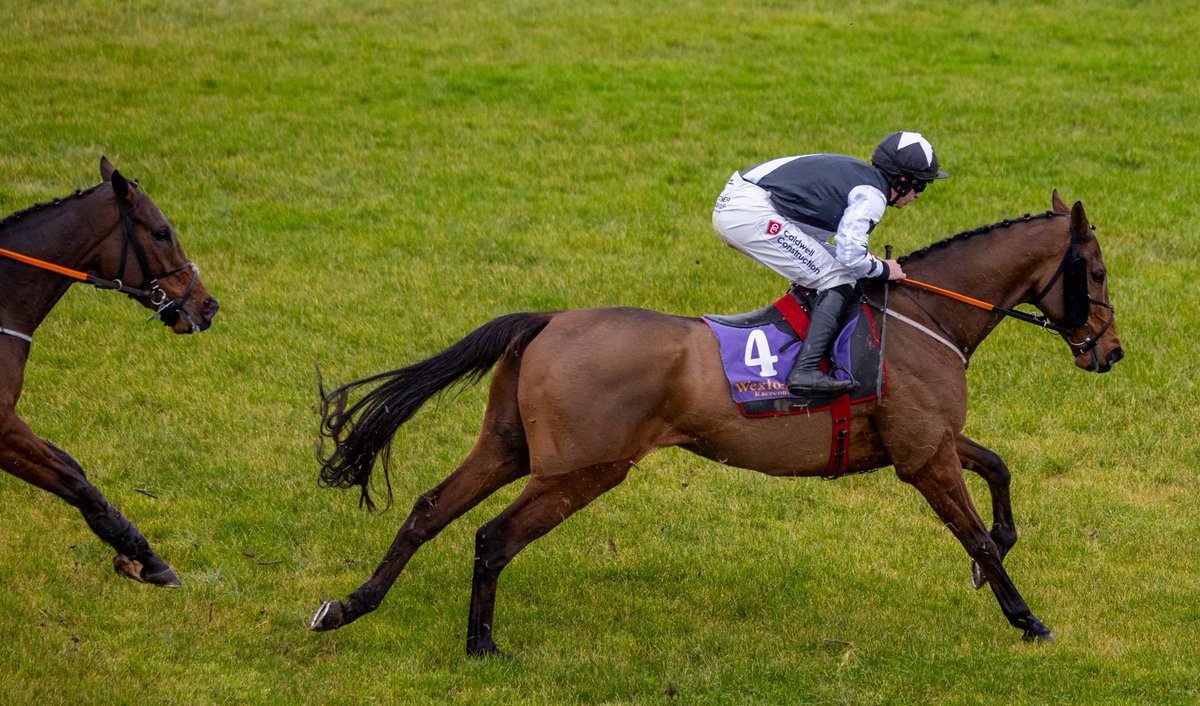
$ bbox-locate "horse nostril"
[201,298,219,318]
[1107,347,1124,365]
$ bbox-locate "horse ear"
[110,168,134,203]
[1070,201,1092,242]
[100,156,116,182]
[1051,189,1069,214]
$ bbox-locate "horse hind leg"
[37,442,180,587]
[0,416,178,586]
[309,420,530,629]
[467,460,633,658]
[898,432,1051,641]
[956,434,1017,590]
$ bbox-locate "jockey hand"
[884,259,906,280]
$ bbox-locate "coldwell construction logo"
[766,220,783,236]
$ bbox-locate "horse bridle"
[113,191,200,328]
[1026,224,1115,358]
[0,186,201,342]
[881,228,1115,367]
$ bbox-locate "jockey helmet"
[871,131,949,185]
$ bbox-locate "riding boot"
[786,285,856,396]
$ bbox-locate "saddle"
[705,286,885,413]
[703,286,885,478]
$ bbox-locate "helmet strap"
[887,175,912,206]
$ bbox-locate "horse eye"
[152,228,171,241]
[1091,270,1105,284]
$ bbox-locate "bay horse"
[310,190,1122,654]
[0,158,218,587]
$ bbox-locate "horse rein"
[892,237,1115,363]
[0,189,200,341]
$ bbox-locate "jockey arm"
[834,185,904,281]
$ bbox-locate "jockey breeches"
[712,172,856,290]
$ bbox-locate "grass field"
[2,1,1198,703]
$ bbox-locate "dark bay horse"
[0,158,218,586]
[310,191,1122,654]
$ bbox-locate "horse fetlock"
[89,506,178,587]
[990,520,1017,548]
[85,504,150,558]
[347,587,382,614]
[991,529,1017,557]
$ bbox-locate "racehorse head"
[1026,190,1123,373]
[97,157,218,333]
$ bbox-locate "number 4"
[744,329,779,377]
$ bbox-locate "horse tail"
[316,311,555,511]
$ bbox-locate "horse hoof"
[310,600,345,631]
[112,554,181,587]
[969,559,987,590]
[468,645,517,661]
[143,564,182,588]
[1021,620,1054,642]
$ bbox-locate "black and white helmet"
[872,131,949,182]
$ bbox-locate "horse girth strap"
[824,395,851,480]
[868,301,968,368]
[770,294,855,480]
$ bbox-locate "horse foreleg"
[898,433,1051,642]
[956,434,1017,590]
[0,415,178,586]
[467,460,632,658]
[310,426,531,632]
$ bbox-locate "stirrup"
[787,370,855,396]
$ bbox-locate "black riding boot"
[786,285,856,396]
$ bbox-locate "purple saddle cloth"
[703,291,883,416]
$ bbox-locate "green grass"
[2,0,1199,703]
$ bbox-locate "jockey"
[712,131,948,395]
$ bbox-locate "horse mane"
[0,183,105,229]
[898,210,1066,264]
